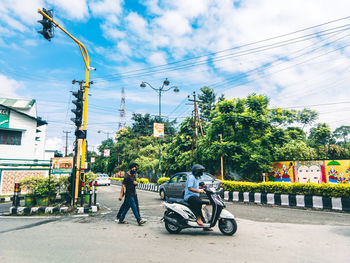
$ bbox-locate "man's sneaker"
[114,217,119,222]
[138,219,147,225]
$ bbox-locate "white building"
[0,98,48,160]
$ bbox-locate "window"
[0,130,22,145]
[169,175,178,183]
[178,175,187,182]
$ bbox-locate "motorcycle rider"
[184,164,207,226]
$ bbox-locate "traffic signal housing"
[71,89,86,139]
[38,8,54,41]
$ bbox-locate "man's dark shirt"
[122,173,137,197]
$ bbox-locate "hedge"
[110,177,150,184]
[157,177,170,185]
[222,181,350,199]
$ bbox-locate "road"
[1,185,350,263]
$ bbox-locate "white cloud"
[47,0,89,20]
[0,74,24,98]
[45,136,63,151]
[148,52,167,65]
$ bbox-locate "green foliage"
[20,175,60,196]
[111,178,123,181]
[273,140,317,161]
[308,123,335,147]
[85,171,97,184]
[222,181,350,198]
[137,178,150,184]
[157,177,170,185]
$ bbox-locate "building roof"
[0,98,36,109]
[0,104,47,127]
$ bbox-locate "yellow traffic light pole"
[38,9,90,204]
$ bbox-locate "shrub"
[157,177,170,185]
[86,171,98,184]
[137,178,150,184]
[111,178,123,181]
[221,181,350,198]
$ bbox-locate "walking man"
[117,163,146,225]
[116,164,141,220]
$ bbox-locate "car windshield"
[199,173,215,181]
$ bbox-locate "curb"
[9,206,98,215]
[111,181,159,192]
[223,191,350,212]
[0,196,24,203]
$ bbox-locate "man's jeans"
[119,196,141,222]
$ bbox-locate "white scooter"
[162,185,237,235]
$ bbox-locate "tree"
[198,86,217,123]
[273,140,316,161]
[131,112,177,139]
[298,108,318,130]
[333,125,350,145]
[163,117,193,175]
[308,123,335,147]
[196,94,276,181]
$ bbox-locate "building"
[0,98,47,160]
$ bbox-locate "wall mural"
[270,160,350,184]
[325,160,350,184]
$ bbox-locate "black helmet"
[192,164,205,177]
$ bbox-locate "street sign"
[153,123,164,138]
[103,149,110,157]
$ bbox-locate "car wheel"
[160,190,166,200]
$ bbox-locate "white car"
[95,174,111,186]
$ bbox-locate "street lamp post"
[140,78,179,179]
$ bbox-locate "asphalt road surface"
[1,185,350,263]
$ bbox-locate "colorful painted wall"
[325,160,350,184]
[269,160,350,184]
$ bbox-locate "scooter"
[162,185,237,235]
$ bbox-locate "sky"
[1,0,350,154]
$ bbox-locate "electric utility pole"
[63,131,71,157]
[188,92,204,164]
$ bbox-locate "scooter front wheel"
[164,211,182,234]
[218,218,237,236]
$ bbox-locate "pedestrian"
[116,164,141,220]
[117,163,146,225]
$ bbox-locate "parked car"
[159,172,222,200]
[95,174,111,186]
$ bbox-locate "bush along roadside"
[222,181,350,212]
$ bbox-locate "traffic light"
[71,89,83,126]
[71,89,86,139]
[38,8,54,41]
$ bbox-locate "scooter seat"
[166,197,191,207]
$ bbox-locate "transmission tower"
[118,87,126,130]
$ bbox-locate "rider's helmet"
[192,164,205,178]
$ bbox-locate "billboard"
[51,157,73,174]
[153,123,164,138]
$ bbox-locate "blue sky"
[1,0,350,154]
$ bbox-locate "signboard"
[51,157,73,174]
[0,108,10,128]
[153,123,164,138]
[104,149,110,157]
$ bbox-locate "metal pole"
[219,134,223,180]
[158,90,161,178]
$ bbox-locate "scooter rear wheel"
[164,211,182,234]
[218,218,237,236]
